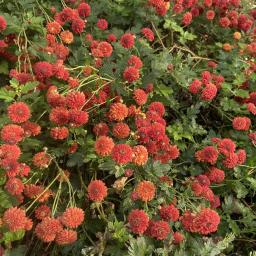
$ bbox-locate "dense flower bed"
[0,0,255,255]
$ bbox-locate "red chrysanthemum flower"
[3,207,29,232]
[60,30,74,44]
[55,229,77,245]
[55,7,75,25]
[97,19,108,30]
[69,109,89,127]
[237,149,246,164]
[97,41,113,57]
[188,79,202,94]
[148,102,165,116]
[191,182,203,196]
[33,61,53,81]
[196,175,211,187]
[35,205,51,220]
[123,66,140,83]
[201,83,217,101]
[211,195,221,209]
[107,33,117,42]
[201,186,215,202]
[182,12,193,26]
[193,208,220,235]
[173,3,184,14]
[71,18,85,34]
[109,103,128,121]
[68,77,79,88]
[1,124,24,144]
[201,71,211,84]
[0,16,7,32]
[222,152,238,169]
[93,122,109,136]
[50,127,69,140]
[195,146,219,165]
[148,220,171,240]
[0,144,21,160]
[120,33,135,49]
[7,102,31,123]
[21,121,41,137]
[54,43,70,60]
[136,180,156,202]
[0,158,19,177]
[127,55,143,69]
[132,145,148,166]
[5,178,24,195]
[133,89,148,105]
[173,231,184,244]
[247,103,256,115]
[160,204,179,222]
[128,209,149,234]
[95,136,114,156]
[219,17,231,28]
[111,144,133,165]
[33,151,51,169]
[66,91,85,109]
[60,207,85,228]
[206,167,225,184]
[17,163,30,177]
[232,117,251,131]
[112,122,130,139]
[141,28,154,42]
[77,2,91,18]
[217,138,236,156]
[46,21,61,34]
[88,179,108,202]
[35,217,63,242]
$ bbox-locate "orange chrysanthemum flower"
[88,179,108,202]
[55,229,77,245]
[95,136,114,156]
[108,103,128,121]
[60,30,74,44]
[3,207,30,232]
[135,180,156,202]
[35,217,63,242]
[132,145,148,165]
[60,207,84,228]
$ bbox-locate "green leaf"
[128,237,153,256]
[0,60,9,74]
[20,81,39,94]
[0,88,16,102]
[2,230,25,244]
[247,177,256,190]
[233,89,249,98]
[0,189,13,208]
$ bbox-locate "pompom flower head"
[7,102,31,123]
[135,180,156,202]
[109,103,128,121]
[55,229,77,245]
[3,207,30,232]
[111,144,133,165]
[95,136,114,156]
[120,33,135,48]
[128,209,149,234]
[88,180,108,202]
[1,124,24,144]
[60,207,84,228]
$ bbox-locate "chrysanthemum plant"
[0,0,255,255]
